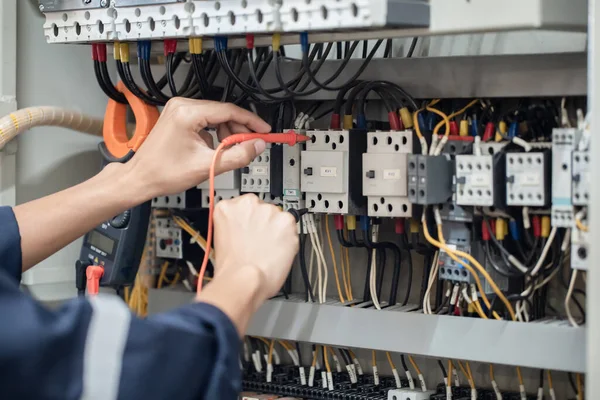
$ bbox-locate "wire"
[576,373,583,400]
[299,215,315,302]
[565,269,581,327]
[325,216,346,303]
[157,261,170,289]
[407,38,418,58]
[323,346,331,373]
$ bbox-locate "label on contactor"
[383,169,402,180]
[320,167,337,177]
[251,166,268,176]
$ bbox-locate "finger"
[198,130,215,149]
[228,121,250,134]
[216,123,232,140]
[215,139,266,175]
[178,102,271,135]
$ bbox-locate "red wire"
[196,132,311,293]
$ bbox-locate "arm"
[13,99,270,271]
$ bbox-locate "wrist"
[97,162,152,208]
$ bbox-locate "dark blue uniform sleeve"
[0,203,241,399]
[0,206,22,282]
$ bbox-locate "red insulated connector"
[246,34,255,50]
[532,216,541,238]
[388,112,400,130]
[91,43,99,61]
[86,265,104,296]
[483,122,495,141]
[221,131,311,147]
[449,121,459,136]
[395,218,405,234]
[482,219,495,241]
[330,114,341,129]
[164,39,178,56]
[446,135,474,142]
[397,116,405,131]
[334,215,344,230]
[96,43,108,62]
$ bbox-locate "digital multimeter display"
[87,230,116,255]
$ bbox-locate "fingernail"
[254,139,266,154]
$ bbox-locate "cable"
[299,215,315,302]
[565,269,581,327]
[408,355,426,391]
[325,215,346,303]
[407,37,418,58]
[577,373,583,400]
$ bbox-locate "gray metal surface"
[113,0,180,6]
[256,53,587,100]
[148,289,586,372]
[38,0,105,11]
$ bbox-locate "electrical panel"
[505,151,551,207]
[572,150,590,206]
[455,154,505,207]
[152,189,202,209]
[155,217,183,259]
[301,130,367,215]
[551,128,578,227]
[362,130,412,218]
[407,155,453,205]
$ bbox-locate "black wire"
[376,247,386,301]
[437,360,447,381]
[400,355,409,371]
[539,369,544,389]
[295,343,303,365]
[384,39,392,58]
[568,372,577,395]
[407,37,418,58]
[298,216,314,302]
[141,58,171,102]
[336,42,343,59]
[96,61,127,103]
[484,241,522,278]
[117,61,163,106]
[362,40,368,58]
[400,234,413,306]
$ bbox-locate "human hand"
[211,194,299,303]
[126,98,271,199]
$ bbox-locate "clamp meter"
[77,82,160,294]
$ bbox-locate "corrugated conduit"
[0,107,104,151]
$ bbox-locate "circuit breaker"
[572,150,590,206]
[505,151,551,207]
[152,189,202,209]
[437,222,472,283]
[155,218,183,259]
[407,155,453,205]
[551,128,579,226]
[362,130,412,217]
[455,154,505,207]
[301,129,367,214]
[283,143,304,211]
[241,144,284,200]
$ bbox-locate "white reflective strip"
[81,295,131,400]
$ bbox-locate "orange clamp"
[102,81,160,160]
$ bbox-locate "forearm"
[13,163,148,271]
[196,265,266,337]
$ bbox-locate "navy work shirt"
[0,206,241,400]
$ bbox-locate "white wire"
[565,269,580,327]
[423,251,440,314]
[529,227,558,277]
[307,214,329,303]
[369,226,381,310]
[317,217,329,302]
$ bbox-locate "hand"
[126,98,271,199]
[211,194,299,303]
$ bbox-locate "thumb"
[216,139,266,175]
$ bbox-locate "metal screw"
[39,4,44,11]
[83,0,92,4]
[100,0,108,7]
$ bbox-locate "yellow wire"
[576,217,589,232]
[473,299,488,320]
[577,373,583,400]
[311,346,320,367]
[489,364,495,381]
[278,340,291,351]
[340,243,351,301]
[386,352,396,370]
[344,246,353,300]
[547,370,554,389]
[516,366,524,386]
[371,350,377,367]
[426,104,451,137]
[466,362,475,388]
[323,346,331,373]
[157,261,169,289]
[434,99,479,134]
[448,360,453,388]
[435,222,515,320]
[408,355,422,375]
[421,220,493,318]
[172,216,216,262]
[268,340,275,364]
[457,361,475,389]
[325,216,346,303]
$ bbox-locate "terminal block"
[552,128,579,226]
[407,155,453,205]
[362,130,412,217]
[155,218,183,259]
[455,153,505,207]
[301,129,367,215]
[572,150,590,206]
[505,151,551,207]
[152,188,202,209]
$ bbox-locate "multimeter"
[77,82,160,291]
